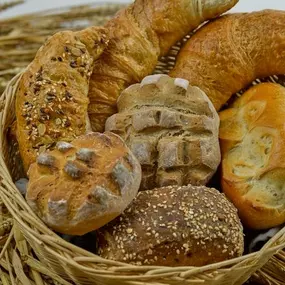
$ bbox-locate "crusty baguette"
[106,74,220,190]
[97,185,244,266]
[170,10,285,110]
[219,83,285,230]
[88,0,239,131]
[16,27,108,173]
[26,132,142,236]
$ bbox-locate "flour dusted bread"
[97,185,244,266]
[16,27,108,173]
[88,0,238,131]
[170,10,285,110]
[26,132,142,235]
[220,83,285,230]
[106,74,220,190]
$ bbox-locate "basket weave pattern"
[0,3,285,285]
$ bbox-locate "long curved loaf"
[26,132,142,236]
[97,185,244,266]
[170,10,285,110]
[16,27,108,173]
[88,0,239,131]
[220,83,285,230]
[106,74,220,190]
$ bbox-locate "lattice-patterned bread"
[220,83,285,230]
[26,132,142,235]
[105,74,221,190]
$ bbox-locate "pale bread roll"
[106,74,221,190]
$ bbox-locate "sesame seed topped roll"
[97,185,244,266]
[15,26,108,173]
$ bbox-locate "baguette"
[88,0,239,131]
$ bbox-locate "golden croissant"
[88,0,239,131]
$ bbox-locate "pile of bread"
[11,0,285,267]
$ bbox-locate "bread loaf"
[16,27,108,173]
[170,10,285,110]
[26,132,142,235]
[97,185,244,266]
[105,74,221,190]
[219,83,285,229]
[88,0,238,131]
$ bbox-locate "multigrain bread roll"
[88,0,238,131]
[170,10,285,110]
[219,83,285,230]
[26,132,142,235]
[106,74,221,190]
[16,27,108,173]
[97,185,244,266]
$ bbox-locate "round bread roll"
[97,185,244,266]
[26,132,142,235]
[105,74,221,190]
[220,83,285,230]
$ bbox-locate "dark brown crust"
[97,184,244,266]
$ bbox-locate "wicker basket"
[0,3,285,285]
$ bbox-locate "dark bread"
[105,74,221,190]
[97,184,244,266]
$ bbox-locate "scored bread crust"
[97,184,244,267]
[105,74,221,190]
[15,26,108,173]
[220,83,285,230]
[170,10,285,110]
[26,132,142,236]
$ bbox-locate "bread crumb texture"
[220,83,285,229]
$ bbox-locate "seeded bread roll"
[16,27,108,173]
[26,132,142,236]
[105,74,221,190]
[97,185,244,266]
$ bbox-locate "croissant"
[170,10,285,110]
[88,0,239,131]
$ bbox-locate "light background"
[1,0,285,19]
